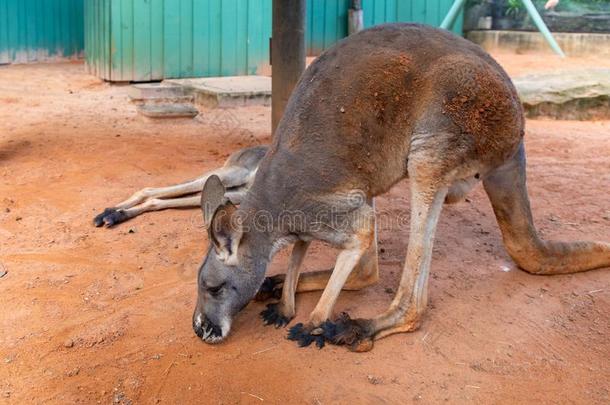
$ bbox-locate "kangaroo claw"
[287,323,326,348]
[93,208,115,227]
[93,208,129,228]
[320,312,375,352]
[260,303,293,328]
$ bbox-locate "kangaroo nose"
[192,312,205,338]
[193,315,224,343]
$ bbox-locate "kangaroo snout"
[193,311,229,344]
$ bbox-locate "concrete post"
[348,0,364,35]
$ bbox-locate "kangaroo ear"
[201,175,227,229]
[201,176,242,264]
[208,202,242,264]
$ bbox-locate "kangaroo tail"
[483,142,610,274]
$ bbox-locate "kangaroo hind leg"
[94,166,252,227]
[483,142,610,274]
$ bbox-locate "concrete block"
[164,76,271,108]
[128,83,192,103]
[137,103,199,119]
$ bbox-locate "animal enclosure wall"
[0,0,84,64]
[85,0,463,82]
[85,0,272,82]
[306,0,463,54]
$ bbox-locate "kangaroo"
[195,23,610,351]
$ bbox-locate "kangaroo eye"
[207,283,225,296]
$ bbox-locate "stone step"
[137,103,199,119]
[467,30,610,58]
[164,76,271,108]
[513,69,610,120]
[128,83,193,103]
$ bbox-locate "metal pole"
[521,0,565,57]
[441,0,565,57]
[440,0,467,30]
[272,0,306,136]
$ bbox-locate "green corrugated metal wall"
[306,0,463,54]
[0,0,84,64]
[85,0,463,82]
[85,0,273,82]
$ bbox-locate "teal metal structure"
[85,0,273,82]
[86,0,463,82]
[0,0,84,64]
[440,0,565,57]
[307,0,462,54]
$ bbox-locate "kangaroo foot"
[287,322,329,349]
[321,312,375,352]
[93,208,115,227]
[260,303,293,328]
[93,208,130,227]
[254,275,283,301]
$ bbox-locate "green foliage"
[505,0,524,17]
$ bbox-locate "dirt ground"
[0,52,609,404]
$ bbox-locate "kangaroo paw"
[102,209,130,227]
[321,312,375,352]
[93,208,115,227]
[254,275,283,302]
[93,208,130,228]
[260,303,293,328]
[287,323,326,349]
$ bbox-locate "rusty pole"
[271,0,306,136]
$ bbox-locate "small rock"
[67,367,80,377]
[367,375,382,385]
[64,338,74,348]
[0,270,7,279]
[384,287,394,295]
[2,391,10,398]
[128,228,136,234]
[15,216,22,221]
[340,107,345,113]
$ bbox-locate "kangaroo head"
[193,175,268,343]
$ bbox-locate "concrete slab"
[128,82,193,103]
[137,103,199,119]
[513,69,610,120]
[165,76,271,108]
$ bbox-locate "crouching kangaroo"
[193,23,610,351]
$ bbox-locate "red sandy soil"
[0,53,609,404]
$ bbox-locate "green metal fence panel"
[0,0,84,64]
[86,0,272,81]
[307,0,463,55]
[84,0,463,81]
